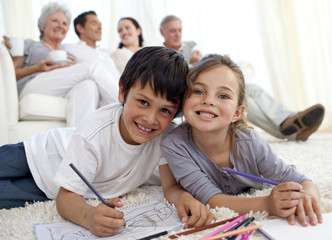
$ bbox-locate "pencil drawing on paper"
[125,201,173,227]
[45,223,97,240]
[35,200,181,240]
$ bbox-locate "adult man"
[61,11,121,118]
[160,15,325,141]
[63,11,119,70]
[160,15,202,66]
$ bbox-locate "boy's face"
[118,82,179,145]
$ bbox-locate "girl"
[111,17,143,73]
[160,54,322,227]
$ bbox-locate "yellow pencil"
[204,225,262,240]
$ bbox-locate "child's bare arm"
[288,181,323,226]
[159,164,216,228]
[56,187,125,237]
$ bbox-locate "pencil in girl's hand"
[224,168,279,186]
[224,168,305,193]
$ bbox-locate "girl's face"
[43,11,68,42]
[118,19,141,47]
[183,66,243,134]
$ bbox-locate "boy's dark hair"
[118,17,144,49]
[73,11,97,37]
[120,46,188,114]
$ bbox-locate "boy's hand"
[87,198,126,237]
[176,193,216,228]
[267,182,303,218]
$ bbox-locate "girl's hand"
[288,181,323,226]
[87,198,126,237]
[267,182,303,218]
[176,193,216,228]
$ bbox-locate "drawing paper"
[34,200,182,240]
[255,212,332,240]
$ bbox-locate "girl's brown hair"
[186,54,250,159]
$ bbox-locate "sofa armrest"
[19,93,68,121]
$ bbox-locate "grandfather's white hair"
[38,2,71,39]
[160,15,181,30]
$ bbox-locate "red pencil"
[168,217,238,239]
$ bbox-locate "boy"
[0,47,215,237]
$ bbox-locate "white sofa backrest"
[0,43,19,125]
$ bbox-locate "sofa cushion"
[19,93,68,121]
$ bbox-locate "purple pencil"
[224,168,279,186]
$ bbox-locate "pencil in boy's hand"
[70,163,128,228]
[69,163,111,207]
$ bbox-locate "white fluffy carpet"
[1,131,332,240]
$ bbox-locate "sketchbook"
[34,200,182,240]
[255,212,332,240]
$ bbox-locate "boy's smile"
[118,82,179,145]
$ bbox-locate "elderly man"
[160,15,325,141]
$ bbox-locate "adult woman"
[7,2,119,126]
[111,17,144,73]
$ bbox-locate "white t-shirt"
[63,41,120,80]
[111,47,135,74]
[63,41,113,63]
[25,103,170,199]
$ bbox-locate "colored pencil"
[224,168,305,193]
[200,215,245,239]
[168,217,238,239]
[70,163,111,207]
[218,217,255,240]
[234,234,244,240]
[204,225,262,240]
[221,217,250,233]
[224,168,279,186]
[242,230,253,240]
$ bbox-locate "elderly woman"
[6,2,120,126]
[111,17,144,73]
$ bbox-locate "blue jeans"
[0,142,50,209]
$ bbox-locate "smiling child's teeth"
[200,112,214,118]
[137,124,152,132]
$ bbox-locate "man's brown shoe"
[279,104,325,141]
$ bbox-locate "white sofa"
[0,43,68,145]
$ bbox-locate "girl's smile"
[184,65,242,134]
